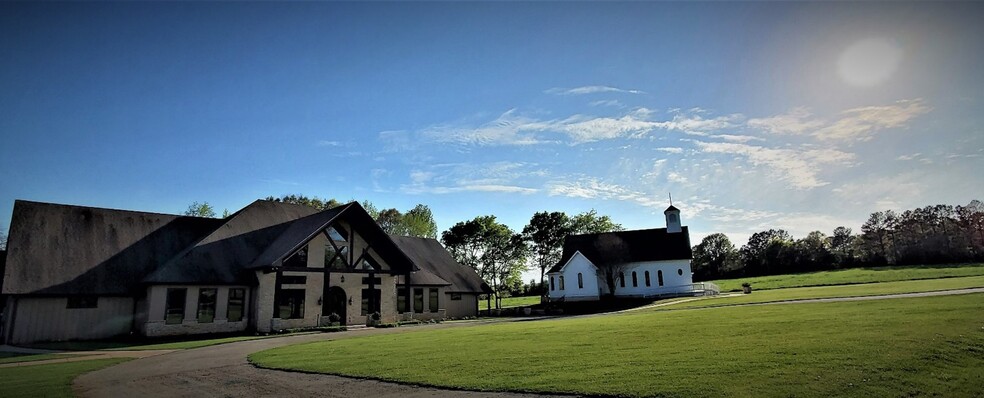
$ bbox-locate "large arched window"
[632,271,638,287]
[658,270,664,286]
[645,271,651,287]
[577,273,584,289]
[559,275,565,290]
[619,272,625,288]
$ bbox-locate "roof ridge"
[12,199,213,220]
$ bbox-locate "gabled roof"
[143,200,320,285]
[2,200,223,295]
[247,204,351,269]
[390,236,492,294]
[547,227,692,274]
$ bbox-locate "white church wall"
[547,252,601,302]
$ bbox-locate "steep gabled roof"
[390,236,491,294]
[2,200,222,295]
[143,200,320,285]
[547,227,692,274]
[247,204,351,269]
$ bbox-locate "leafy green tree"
[692,233,738,280]
[522,211,572,287]
[402,204,438,239]
[184,202,216,218]
[740,229,792,276]
[375,208,406,236]
[442,215,528,308]
[570,210,623,234]
[264,194,341,211]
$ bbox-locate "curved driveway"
[73,287,984,398]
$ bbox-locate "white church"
[546,205,695,301]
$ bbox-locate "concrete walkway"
[67,287,984,398]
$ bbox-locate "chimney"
[664,205,681,233]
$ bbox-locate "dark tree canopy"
[442,215,528,308]
[522,211,572,285]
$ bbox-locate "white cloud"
[747,107,824,135]
[693,141,855,189]
[558,114,662,143]
[546,85,645,95]
[420,109,550,146]
[590,99,624,107]
[667,172,688,183]
[814,99,930,141]
[655,113,743,135]
[716,134,764,143]
[656,147,684,153]
[317,140,342,147]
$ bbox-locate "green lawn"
[0,358,129,398]
[27,334,276,351]
[0,353,74,365]
[661,275,984,310]
[251,293,984,398]
[710,263,984,292]
[497,296,541,308]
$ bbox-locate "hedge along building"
[1,200,490,344]
[546,205,694,301]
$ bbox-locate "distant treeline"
[693,200,984,281]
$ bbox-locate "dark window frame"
[397,288,408,313]
[619,272,625,288]
[165,288,187,325]
[361,288,381,316]
[197,288,218,323]
[227,288,246,322]
[645,271,651,287]
[413,288,424,313]
[559,275,565,290]
[577,273,584,289]
[285,245,309,268]
[277,289,305,319]
[678,268,684,276]
[632,271,638,287]
[450,292,462,300]
[658,270,664,286]
[281,275,307,285]
[429,288,439,312]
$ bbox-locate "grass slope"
[497,296,541,308]
[252,293,984,398]
[662,275,984,310]
[0,358,129,398]
[0,353,74,364]
[711,263,984,292]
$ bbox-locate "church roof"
[547,227,692,274]
[664,205,680,213]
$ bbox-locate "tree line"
[692,200,984,281]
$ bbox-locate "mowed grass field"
[662,275,984,310]
[251,292,984,397]
[710,263,984,292]
[0,358,129,398]
[497,296,541,308]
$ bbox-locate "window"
[559,276,565,290]
[632,271,638,287]
[429,288,439,312]
[359,256,380,271]
[678,268,684,276]
[577,273,584,289]
[361,288,381,316]
[324,244,348,269]
[66,296,98,309]
[668,213,678,223]
[285,245,308,268]
[414,288,424,313]
[197,288,217,323]
[227,288,245,322]
[619,272,625,288]
[277,289,305,319]
[645,271,651,287]
[550,277,555,291]
[397,288,408,313]
[165,288,187,325]
[450,293,462,300]
[281,275,307,285]
[658,270,664,286]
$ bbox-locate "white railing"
[691,282,720,296]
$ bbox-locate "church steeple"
[664,193,681,233]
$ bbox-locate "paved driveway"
[74,321,564,398]
[73,287,984,398]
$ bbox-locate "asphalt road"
[73,287,984,398]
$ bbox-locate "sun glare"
[837,38,902,87]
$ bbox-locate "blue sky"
[2,2,982,281]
